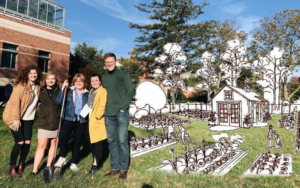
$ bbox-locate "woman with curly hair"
[3,65,43,177]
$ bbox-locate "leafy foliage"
[237,68,263,96]
[130,0,209,69]
[199,19,247,92]
[70,42,106,83]
[250,9,300,100]
[183,75,201,87]
[118,57,145,89]
[287,76,300,102]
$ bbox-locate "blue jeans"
[105,110,129,171]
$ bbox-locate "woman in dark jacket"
[31,72,60,175]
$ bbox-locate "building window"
[38,50,50,72]
[0,0,6,8]
[7,0,18,12]
[225,90,233,100]
[18,0,29,15]
[0,0,65,30]
[1,43,18,69]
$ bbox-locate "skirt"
[38,129,58,139]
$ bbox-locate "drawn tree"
[250,9,300,101]
[154,43,186,104]
[219,39,251,87]
[253,47,291,111]
[134,81,167,136]
[195,51,218,102]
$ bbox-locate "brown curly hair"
[14,65,43,86]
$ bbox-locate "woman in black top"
[31,72,61,175]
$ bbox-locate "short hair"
[71,73,86,86]
[104,53,116,61]
[91,73,102,82]
[41,72,58,88]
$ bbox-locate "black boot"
[88,165,99,174]
[43,166,53,183]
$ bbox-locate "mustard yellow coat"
[89,86,107,143]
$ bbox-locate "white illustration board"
[243,152,292,177]
[134,81,167,117]
[149,133,247,176]
[131,138,179,158]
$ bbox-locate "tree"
[236,68,262,96]
[118,57,145,89]
[195,51,218,102]
[154,43,186,104]
[287,76,300,103]
[70,42,105,83]
[250,9,300,100]
[199,19,247,92]
[129,0,209,69]
[253,47,291,110]
[183,75,201,87]
[219,39,251,87]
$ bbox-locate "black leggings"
[59,120,87,164]
[10,120,34,166]
[87,126,103,167]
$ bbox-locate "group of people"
[2,53,134,181]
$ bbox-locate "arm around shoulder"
[55,88,64,105]
[95,88,107,119]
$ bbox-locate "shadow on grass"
[128,130,136,171]
[142,184,154,188]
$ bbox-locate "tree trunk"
[288,85,300,100]
[171,87,175,104]
[283,76,289,100]
[214,72,222,94]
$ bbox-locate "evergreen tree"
[129,0,209,71]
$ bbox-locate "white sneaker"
[70,164,79,172]
[54,157,67,168]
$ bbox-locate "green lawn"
[0,109,299,188]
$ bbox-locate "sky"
[55,0,299,76]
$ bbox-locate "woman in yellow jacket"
[86,73,107,174]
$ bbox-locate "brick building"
[0,0,71,99]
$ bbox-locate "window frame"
[1,43,18,69]
[37,50,50,73]
[224,90,233,100]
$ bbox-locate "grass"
[0,109,299,188]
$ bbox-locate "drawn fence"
[129,103,212,117]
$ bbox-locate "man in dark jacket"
[0,80,13,108]
[102,53,134,180]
